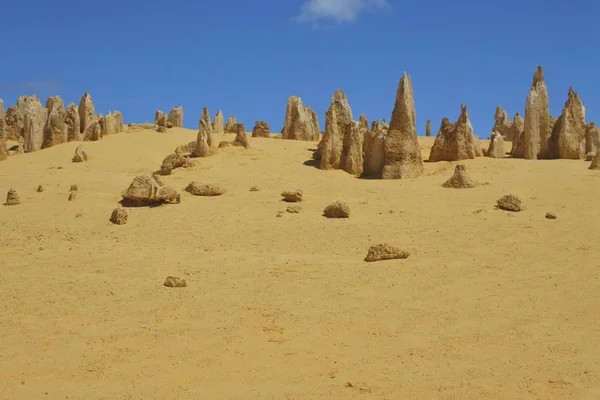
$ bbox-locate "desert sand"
[1,127,600,399]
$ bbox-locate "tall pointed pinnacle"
[532,66,544,88]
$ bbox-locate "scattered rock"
[175,141,196,156]
[168,106,184,128]
[429,105,482,162]
[523,66,552,159]
[319,89,353,170]
[281,189,303,202]
[252,121,271,138]
[364,244,410,262]
[212,110,225,133]
[486,131,505,158]
[545,212,557,220]
[164,276,187,288]
[281,96,320,141]
[286,204,302,213]
[442,164,475,188]
[121,175,181,205]
[496,194,524,212]
[185,182,226,196]
[68,192,77,201]
[4,188,20,205]
[249,186,260,192]
[70,184,79,192]
[382,73,424,178]
[36,185,43,192]
[323,201,350,218]
[72,145,88,163]
[160,152,187,175]
[110,207,128,225]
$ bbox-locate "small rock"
[546,212,557,220]
[276,211,283,217]
[164,276,187,288]
[72,145,88,163]
[157,126,167,133]
[364,244,410,262]
[281,189,303,202]
[323,201,350,218]
[68,192,77,201]
[70,184,78,192]
[76,213,83,218]
[249,186,260,192]
[442,164,475,188]
[185,182,226,196]
[286,204,302,213]
[110,208,128,225]
[5,188,20,206]
[36,185,44,192]
[496,194,524,212]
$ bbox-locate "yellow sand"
[1,128,599,399]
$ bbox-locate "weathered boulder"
[496,194,524,212]
[364,244,410,262]
[323,201,350,218]
[523,66,552,159]
[429,105,481,162]
[252,121,270,138]
[160,152,187,175]
[100,111,123,135]
[4,106,23,141]
[121,175,180,205]
[486,131,505,158]
[281,189,303,202]
[0,99,7,161]
[65,104,81,141]
[225,115,237,133]
[492,106,515,141]
[425,119,431,137]
[4,188,20,206]
[362,128,386,177]
[110,207,128,225]
[286,204,302,213]
[175,141,196,155]
[72,145,88,162]
[341,121,365,177]
[155,110,168,128]
[510,113,525,157]
[319,89,353,170]
[164,276,187,288]
[193,117,212,157]
[185,182,226,196]
[212,110,225,133]
[585,122,600,159]
[281,96,319,141]
[382,73,424,179]
[84,120,102,141]
[78,92,96,134]
[442,164,475,188]
[551,87,587,159]
[42,96,68,148]
[22,97,47,153]
[168,106,184,127]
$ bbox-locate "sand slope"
[1,128,599,399]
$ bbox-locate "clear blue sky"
[1,0,599,137]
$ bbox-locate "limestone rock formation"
[0,99,7,161]
[68,191,77,201]
[585,123,600,159]
[201,108,213,137]
[78,92,96,134]
[22,97,47,153]
[281,96,320,141]
[252,121,270,138]
[212,110,225,133]
[175,141,196,155]
[442,164,475,188]
[426,120,431,137]
[100,111,123,135]
[43,96,68,148]
[382,73,424,179]
[362,128,386,177]
[589,152,600,170]
[552,87,587,159]
[232,124,249,148]
[164,276,187,288]
[65,104,81,141]
[72,145,88,162]
[168,106,184,128]
[486,131,505,158]
[286,204,302,213]
[341,121,365,177]
[371,120,380,132]
[84,120,102,141]
[492,107,515,141]
[323,201,350,218]
[510,113,525,157]
[185,182,226,196]
[496,194,524,212]
[121,175,180,205]
[320,89,353,170]
[110,207,128,225]
[358,114,369,130]
[193,117,212,157]
[4,106,23,141]
[281,190,303,202]
[4,188,20,206]
[225,115,237,133]
[155,110,168,128]
[364,244,410,262]
[429,105,481,162]
[159,153,187,175]
[523,66,552,159]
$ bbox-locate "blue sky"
[1,0,599,137]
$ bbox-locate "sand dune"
[1,127,600,399]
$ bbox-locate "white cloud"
[295,0,390,23]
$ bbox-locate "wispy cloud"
[295,0,390,23]
[0,79,61,93]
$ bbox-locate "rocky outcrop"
[551,87,587,159]
[358,114,368,130]
[100,111,123,135]
[589,152,600,170]
[510,113,525,157]
[362,128,386,177]
[212,110,225,133]
[224,115,237,133]
[4,188,20,206]
[320,89,353,170]
[281,96,320,141]
[84,121,102,141]
[72,145,88,162]
[429,105,481,162]
[486,131,505,158]
[492,107,515,141]
[78,92,96,134]
[121,175,180,205]
[155,110,168,128]
[425,120,431,137]
[193,116,212,157]
[65,104,81,141]
[442,164,475,188]
[43,96,68,148]
[371,120,380,132]
[168,106,184,127]
[22,97,47,153]
[252,121,270,138]
[585,123,600,159]
[523,66,552,159]
[341,121,365,177]
[159,152,187,175]
[4,106,23,141]
[382,73,423,179]
[323,201,350,218]
[201,108,213,137]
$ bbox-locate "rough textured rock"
[84,121,102,141]
[545,212,557,220]
[510,113,525,157]
[442,164,475,188]
[225,115,237,133]
[168,106,184,127]
[371,120,380,132]
[70,184,79,192]
[323,201,350,218]
[0,99,7,161]
[4,106,23,141]
[364,244,410,262]
[249,186,260,192]
[121,175,180,205]
[496,194,524,212]
[160,152,187,175]
[110,207,128,225]
[185,182,226,196]
[72,145,88,162]
[492,107,514,141]
[429,105,481,162]
[362,128,386,177]
[231,124,249,148]
[281,96,319,141]
[175,141,196,155]
[286,204,302,213]
[589,152,600,170]
[523,66,552,159]
[585,123,600,159]
[425,119,431,137]
[212,110,225,133]
[200,108,213,137]
[486,131,505,158]
[551,87,587,159]
[65,104,81,141]
[42,96,68,149]
[358,114,369,130]
[100,111,123,135]
[164,276,187,288]
[320,89,353,170]
[78,92,96,134]
[68,191,77,201]
[5,188,20,205]
[155,110,168,128]
[382,73,424,179]
[22,97,47,153]
[193,117,212,157]
[281,190,303,202]
[252,121,270,138]
[36,185,44,192]
[341,121,365,177]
